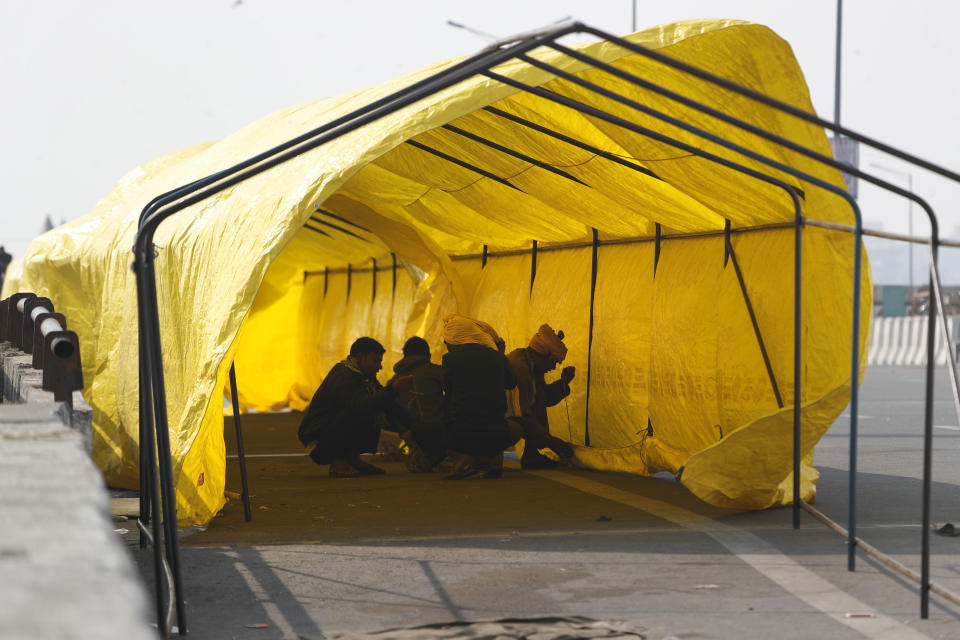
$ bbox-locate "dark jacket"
[0,247,10,291]
[442,343,517,429]
[297,360,405,463]
[388,354,444,428]
[388,354,446,462]
[506,347,570,449]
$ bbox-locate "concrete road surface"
[122,366,960,639]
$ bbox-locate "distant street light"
[870,162,915,309]
[445,20,499,42]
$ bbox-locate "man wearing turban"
[506,324,576,469]
[440,314,521,477]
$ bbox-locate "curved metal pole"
[509,44,946,581]
[482,65,863,550]
[549,39,944,552]
[538,33,945,608]
[514,47,936,231]
[134,24,583,232]
[129,25,583,634]
[128,22,950,620]
[139,254,187,635]
[574,24,960,185]
[134,24,578,232]
[542,40,934,203]
[480,96,806,484]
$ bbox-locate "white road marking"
[227,453,306,458]
[934,425,960,432]
[537,471,929,640]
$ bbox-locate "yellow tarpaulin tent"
[3,19,870,525]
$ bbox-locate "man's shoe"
[352,459,386,475]
[482,453,504,479]
[521,449,559,470]
[329,463,361,478]
[444,453,480,480]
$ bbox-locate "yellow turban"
[442,314,501,349]
[529,324,567,361]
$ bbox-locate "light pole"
[835,0,843,125]
[870,162,915,311]
[445,20,498,41]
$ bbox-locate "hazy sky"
[2,0,958,284]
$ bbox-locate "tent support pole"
[131,22,956,624]
[654,224,661,276]
[442,124,587,185]
[391,254,397,298]
[133,28,591,631]
[921,242,939,617]
[483,106,661,180]
[483,60,862,569]
[228,363,252,523]
[793,206,803,529]
[317,208,374,234]
[138,286,152,548]
[406,140,522,191]
[136,276,166,633]
[524,42,941,589]
[584,228,599,446]
[139,253,187,635]
[530,241,538,297]
[847,225,863,572]
[724,227,784,409]
[309,215,373,242]
[303,224,333,239]
[924,249,960,617]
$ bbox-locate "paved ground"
[122,366,960,639]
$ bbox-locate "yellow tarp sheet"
[4,19,871,524]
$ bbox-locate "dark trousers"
[301,413,379,465]
[447,418,523,457]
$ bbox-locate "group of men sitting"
[297,314,576,479]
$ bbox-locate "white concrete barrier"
[0,341,152,639]
[867,314,959,366]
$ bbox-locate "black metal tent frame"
[129,22,960,636]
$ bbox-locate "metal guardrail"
[0,292,83,407]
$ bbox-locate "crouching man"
[298,337,413,477]
[388,336,446,471]
[441,314,521,479]
[507,324,576,469]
